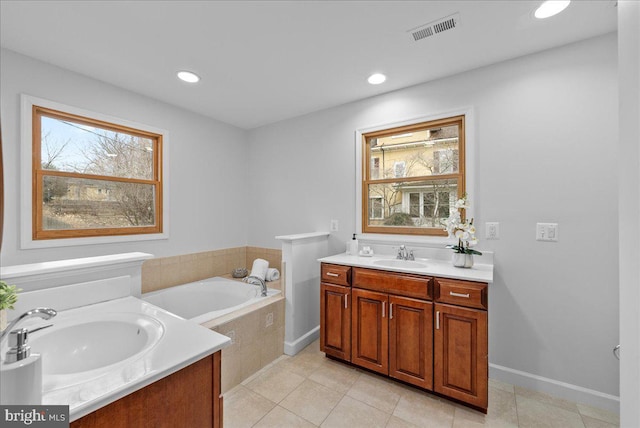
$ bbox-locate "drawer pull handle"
[436,311,440,330]
[450,291,470,298]
[389,303,393,320]
[382,301,386,318]
[344,294,348,309]
[326,272,340,277]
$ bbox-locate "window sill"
[21,232,169,250]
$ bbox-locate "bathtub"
[142,277,280,325]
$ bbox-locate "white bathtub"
[142,277,280,325]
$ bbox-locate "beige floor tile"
[489,378,515,394]
[321,395,391,428]
[514,386,578,412]
[577,403,620,426]
[246,363,306,403]
[309,358,361,394]
[280,379,343,425]
[223,385,276,428]
[453,387,518,428]
[516,395,584,428]
[393,391,456,428]
[581,415,619,428]
[253,405,318,428]
[278,349,326,377]
[301,339,324,356]
[386,415,420,428]
[346,373,403,414]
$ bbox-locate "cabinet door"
[434,303,488,410]
[389,295,433,390]
[320,283,351,361]
[351,288,388,374]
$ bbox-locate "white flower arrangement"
[443,193,482,255]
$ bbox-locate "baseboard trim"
[489,363,620,414]
[284,326,320,356]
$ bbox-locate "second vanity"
[318,252,493,412]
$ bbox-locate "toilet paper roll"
[265,268,280,282]
[249,258,269,280]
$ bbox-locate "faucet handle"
[408,250,414,261]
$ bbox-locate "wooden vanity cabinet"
[319,263,489,412]
[351,268,433,390]
[71,352,222,428]
[320,264,352,360]
[434,278,489,410]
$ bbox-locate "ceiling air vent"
[409,13,460,42]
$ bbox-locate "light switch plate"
[536,223,558,242]
[330,219,339,232]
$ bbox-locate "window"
[362,115,465,236]
[32,105,163,240]
[369,196,384,219]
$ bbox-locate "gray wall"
[0,48,249,266]
[247,34,620,397]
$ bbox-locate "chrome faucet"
[396,245,415,261]
[246,276,268,297]
[0,308,57,348]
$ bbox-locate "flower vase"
[464,254,474,268]
[452,253,467,268]
[452,253,474,268]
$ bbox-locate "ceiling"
[0,1,617,130]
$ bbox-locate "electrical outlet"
[265,312,274,327]
[330,219,339,232]
[225,330,236,344]
[536,223,559,242]
[485,222,499,240]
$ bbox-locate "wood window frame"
[32,105,163,240]
[361,115,465,237]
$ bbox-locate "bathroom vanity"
[319,254,492,412]
[71,352,222,428]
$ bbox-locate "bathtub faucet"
[246,276,268,297]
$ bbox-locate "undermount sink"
[372,259,428,269]
[29,312,164,378]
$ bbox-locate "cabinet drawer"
[435,279,487,310]
[353,268,432,300]
[321,263,352,286]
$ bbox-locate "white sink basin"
[372,259,428,269]
[29,312,164,380]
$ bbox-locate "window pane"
[367,179,458,229]
[368,124,459,180]
[40,115,155,180]
[42,175,156,230]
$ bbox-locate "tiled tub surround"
[141,247,285,394]
[211,298,285,393]
[141,246,282,294]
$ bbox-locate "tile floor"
[223,340,620,428]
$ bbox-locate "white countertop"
[21,296,231,421]
[319,253,493,283]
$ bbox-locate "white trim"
[284,325,320,356]
[355,107,476,239]
[20,94,170,249]
[489,363,620,414]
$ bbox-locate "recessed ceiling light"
[177,70,200,83]
[534,0,570,19]
[368,73,386,85]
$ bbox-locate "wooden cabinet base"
[71,352,223,428]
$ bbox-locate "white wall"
[618,1,640,425]
[247,34,620,402]
[0,48,249,266]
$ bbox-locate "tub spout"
[246,276,268,297]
